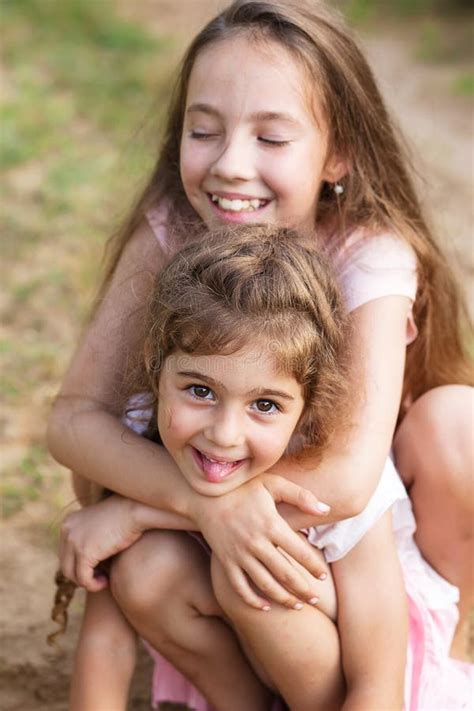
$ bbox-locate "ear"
[322,153,348,184]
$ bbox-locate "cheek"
[158,403,191,448]
[181,141,207,181]
[266,155,321,206]
[253,422,294,465]
[180,141,198,185]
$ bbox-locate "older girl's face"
[180,34,344,232]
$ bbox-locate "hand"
[59,496,145,592]
[191,474,330,611]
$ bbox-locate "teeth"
[210,195,266,212]
[203,454,236,465]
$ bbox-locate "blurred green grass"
[1,0,176,517]
[1,443,54,517]
[343,0,473,24]
[1,0,171,402]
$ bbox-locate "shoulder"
[116,211,169,278]
[97,216,169,316]
[144,202,170,253]
[338,229,417,271]
[335,229,418,313]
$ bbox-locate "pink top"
[145,206,418,344]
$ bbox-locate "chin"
[193,481,230,497]
[193,476,243,498]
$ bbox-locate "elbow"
[332,456,389,519]
[335,488,371,519]
[46,398,70,465]
[47,395,90,467]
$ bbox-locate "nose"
[204,406,245,449]
[210,133,255,183]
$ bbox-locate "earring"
[333,182,344,195]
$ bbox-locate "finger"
[274,527,328,582]
[59,523,80,583]
[60,542,78,584]
[74,555,106,592]
[265,477,330,515]
[243,557,306,610]
[226,565,272,611]
[58,535,67,573]
[257,545,321,604]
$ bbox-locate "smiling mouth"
[208,194,271,213]
[191,447,246,483]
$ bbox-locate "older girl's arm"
[47,220,191,515]
[274,294,410,526]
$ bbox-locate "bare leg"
[110,530,272,711]
[394,385,474,660]
[211,547,345,711]
[70,589,137,711]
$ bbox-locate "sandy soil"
[1,3,472,710]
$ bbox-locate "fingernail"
[293,602,304,610]
[315,502,330,513]
[262,605,271,612]
[309,597,319,605]
[319,573,327,580]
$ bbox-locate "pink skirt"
[402,542,473,710]
[144,642,285,711]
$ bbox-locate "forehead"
[164,345,302,395]
[186,33,317,123]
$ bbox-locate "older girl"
[50,0,472,704]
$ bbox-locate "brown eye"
[189,385,214,400]
[254,399,278,414]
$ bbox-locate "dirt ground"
[1,3,472,710]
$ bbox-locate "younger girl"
[67,225,410,710]
[51,0,472,694]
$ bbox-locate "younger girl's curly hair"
[49,223,350,643]
[141,223,350,456]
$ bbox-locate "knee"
[110,530,191,617]
[397,385,472,448]
[395,385,473,508]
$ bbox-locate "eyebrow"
[177,370,295,401]
[186,103,301,126]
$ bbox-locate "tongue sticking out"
[199,453,240,482]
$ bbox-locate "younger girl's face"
[157,345,305,497]
[180,34,343,232]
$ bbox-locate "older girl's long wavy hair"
[97,0,471,405]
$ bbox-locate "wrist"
[186,490,209,527]
[129,499,158,533]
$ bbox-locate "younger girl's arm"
[331,511,408,710]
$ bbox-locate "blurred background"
[1,1,472,708]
